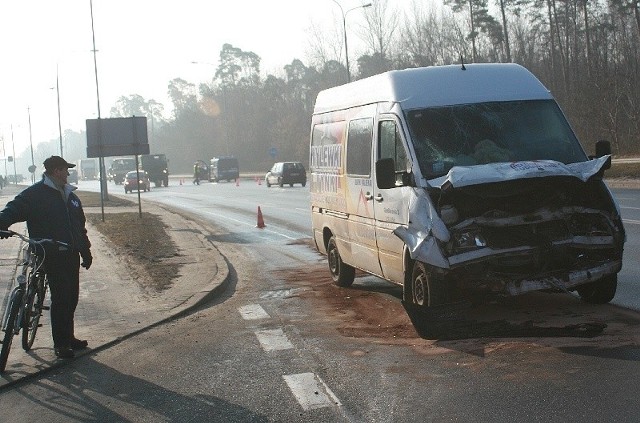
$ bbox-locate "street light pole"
[90,0,109,213]
[55,64,63,157]
[10,125,17,185]
[27,107,35,184]
[330,1,372,83]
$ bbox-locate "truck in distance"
[77,158,98,180]
[139,154,169,187]
[108,157,137,185]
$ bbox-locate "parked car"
[68,168,78,184]
[265,162,307,187]
[123,170,151,193]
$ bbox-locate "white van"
[309,63,625,308]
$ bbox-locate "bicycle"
[0,230,69,372]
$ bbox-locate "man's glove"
[81,250,93,270]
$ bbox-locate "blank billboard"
[86,116,150,158]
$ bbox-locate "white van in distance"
[309,63,625,308]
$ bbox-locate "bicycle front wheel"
[22,274,46,351]
[1,289,23,372]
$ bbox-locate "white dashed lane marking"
[283,372,342,411]
[238,304,270,320]
[254,328,294,351]
[239,302,341,411]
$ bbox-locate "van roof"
[313,63,552,114]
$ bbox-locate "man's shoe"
[54,346,75,359]
[70,338,88,350]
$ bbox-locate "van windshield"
[405,99,588,178]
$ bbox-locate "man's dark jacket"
[0,177,91,254]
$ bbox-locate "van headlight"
[451,230,487,252]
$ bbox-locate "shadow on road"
[14,357,268,422]
[403,301,607,340]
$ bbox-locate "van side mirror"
[595,140,611,157]
[376,158,397,189]
[593,140,611,170]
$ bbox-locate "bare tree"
[358,0,399,72]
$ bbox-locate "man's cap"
[43,156,76,171]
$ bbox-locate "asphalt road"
[1,177,638,422]
[94,176,640,311]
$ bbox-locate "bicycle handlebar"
[0,230,70,250]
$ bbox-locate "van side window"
[346,118,373,176]
[379,120,408,172]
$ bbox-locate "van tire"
[410,262,446,307]
[327,237,355,287]
[577,275,617,304]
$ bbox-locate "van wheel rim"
[413,273,427,306]
[329,249,339,275]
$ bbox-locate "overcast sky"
[1,0,415,158]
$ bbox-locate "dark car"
[124,170,151,193]
[67,169,78,184]
[209,156,239,182]
[265,162,306,187]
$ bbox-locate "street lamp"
[330,0,372,83]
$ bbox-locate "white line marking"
[238,304,270,320]
[283,372,342,411]
[623,219,640,225]
[620,206,640,210]
[254,328,294,351]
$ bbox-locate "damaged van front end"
[395,156,625,304]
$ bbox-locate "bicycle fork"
[1,275,26,335]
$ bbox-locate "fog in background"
[4,0,640,178]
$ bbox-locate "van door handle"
[364,192,373,200]
[374,194,384,202]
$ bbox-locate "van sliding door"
[345,117,383,277]
[374,118,410,285]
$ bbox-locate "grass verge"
[76,190,179,292]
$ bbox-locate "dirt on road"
[273,258,640,358]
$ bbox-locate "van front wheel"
[577,275,617,304]
[410,262,446,307]
[327,237,355,287]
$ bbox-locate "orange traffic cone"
[256,206,265,228]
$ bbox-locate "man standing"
[0,156,92,359]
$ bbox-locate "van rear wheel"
[327,237,355,287]
[410,262,446,307]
